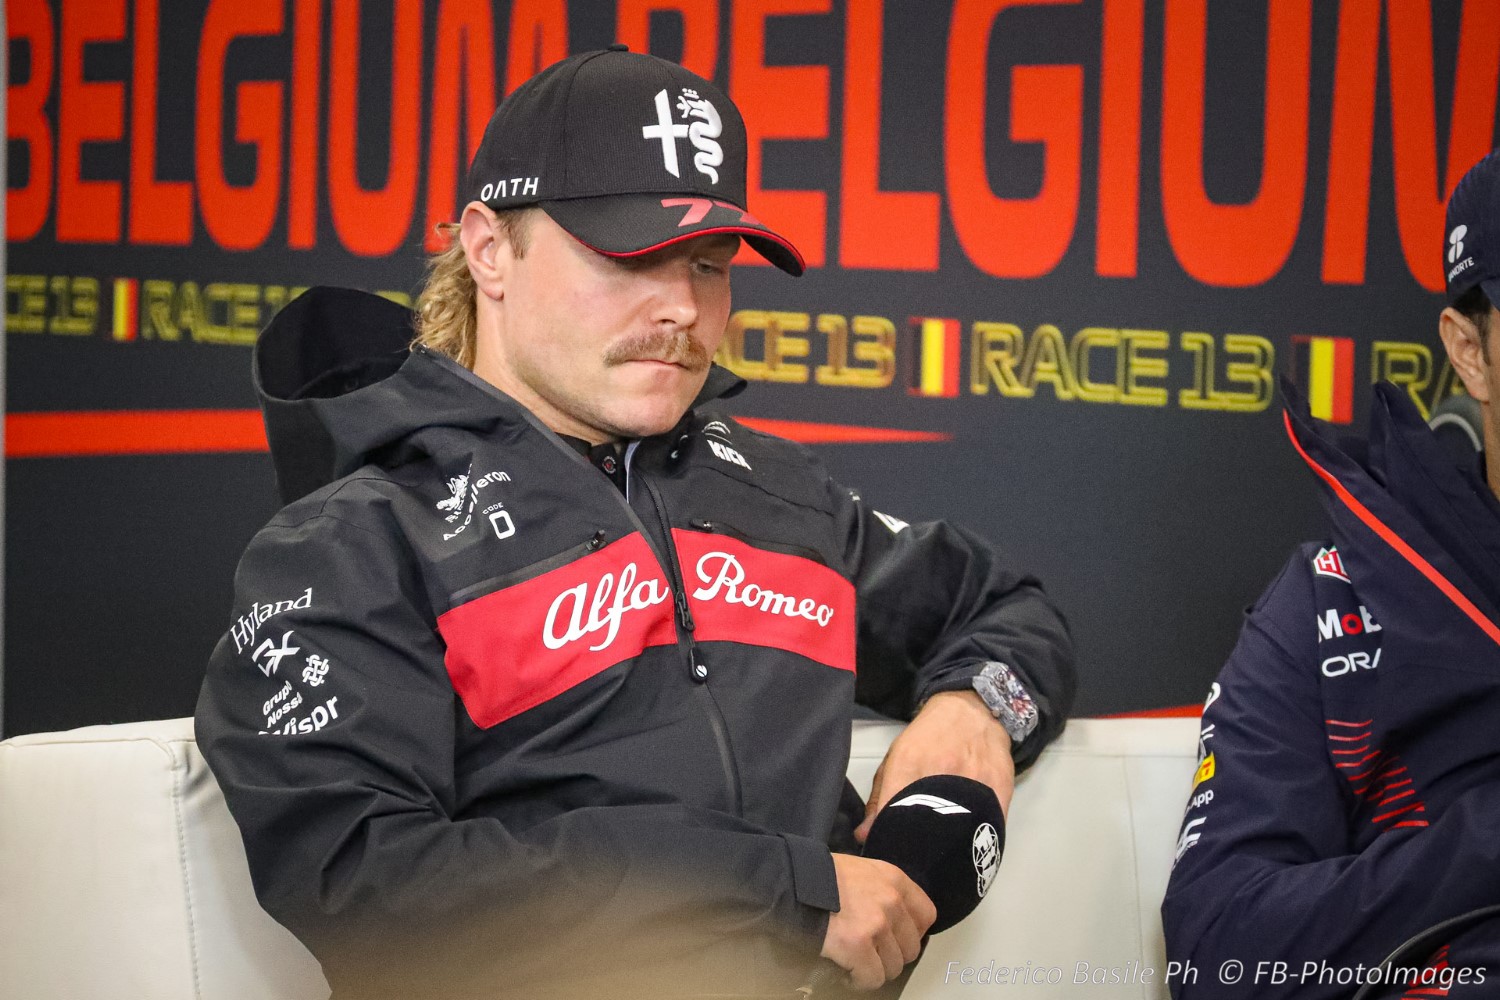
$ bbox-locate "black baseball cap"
[1445,149,1500,306]
[463,46,804,276]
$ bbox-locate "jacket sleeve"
[1161,550,1500,999]
[195,509,838,994]
[834,487,1076,769]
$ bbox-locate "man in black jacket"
[197,48,1074,999]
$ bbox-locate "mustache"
[603,329,711,370]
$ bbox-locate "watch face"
[974,662,1037,742]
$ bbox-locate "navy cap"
[462,47,804,276]
[1445,149,1500,306]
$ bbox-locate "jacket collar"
[255,286,747,504]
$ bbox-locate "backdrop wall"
[6,0,1498,736]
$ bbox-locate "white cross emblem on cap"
[641,89,690,178]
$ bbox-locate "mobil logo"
[1316,605,1382,642]
[438,532,677,729]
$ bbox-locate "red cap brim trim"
[569,226,806,275]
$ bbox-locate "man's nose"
[650,263,700,329]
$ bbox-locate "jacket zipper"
[632,458,746,818]
[510,417,746,817]
[409,354,751,814]
[686,517,830,566]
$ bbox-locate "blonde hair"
[413,209,534,369]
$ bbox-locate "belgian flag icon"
[906,317,961,398]
[1289,335,1355,424]
[112,279,139,342]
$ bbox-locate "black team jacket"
[195,287,1075,999]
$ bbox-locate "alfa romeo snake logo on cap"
[641,88,725,184]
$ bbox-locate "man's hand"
[855,690,1015,844]
[822,853,937,990]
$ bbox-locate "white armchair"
[0,716,1199,999]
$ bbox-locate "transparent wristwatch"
[972,661,1039,745]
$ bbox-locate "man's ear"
[1439,307,1491,404]
[460,202,510,302]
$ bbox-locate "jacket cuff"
[777,833,839,949]
[782,833,840,911]
[913,658,988,709]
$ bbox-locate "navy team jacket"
[1162,383,1500,999]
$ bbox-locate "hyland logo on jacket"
[231,588,313,654]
